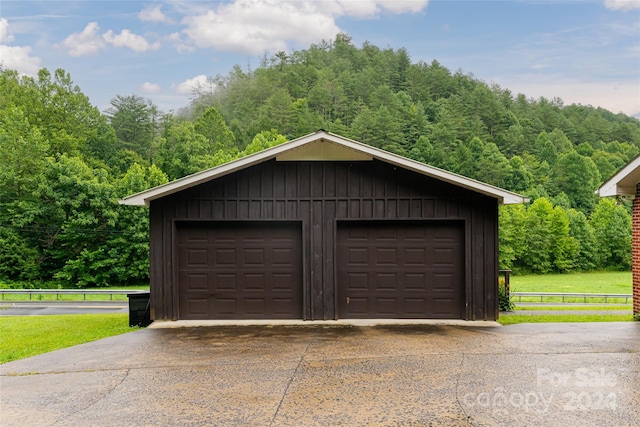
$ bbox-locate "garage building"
[121,131,527,321]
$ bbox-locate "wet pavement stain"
[1,322,638,426]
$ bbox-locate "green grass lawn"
[498,314,634,325]
[0,314,138,363]
[514,304,632,311]
[510,271,632,294]
[502,271,635,323]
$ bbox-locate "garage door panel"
[180,229,208,243]
[177,222,302,319]
[405,298,426,315]
[432,273,459,291]
[214,298,237,317]
[405,273,426,291]
[376,248,397,265]
[272,273,297,290]
[405,248,426,265]
[181,272,208,291]
[243,248,265,266]
[215,248,236,265]
[245,299,265,315]
[215,273,237,290]
[377,272,398,289]
[272,298,298,315]
[432,298,459,317]
[182,298,210,318]
[375,297,397,315]
[338,221,464,319]
[272,248,294,266]
[185,249,208,266]
[346,297,369,315]
[243,273,265,290]
[345,272,369,290]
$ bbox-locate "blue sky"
[1,1,639,117]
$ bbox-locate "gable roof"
[597,153,640,198]
[120,130,528,207]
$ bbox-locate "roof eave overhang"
[120,131,529,207]
[597,154,640,198]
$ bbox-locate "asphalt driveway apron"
[1,322,639,426]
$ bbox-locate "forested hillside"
[2,34,639,287]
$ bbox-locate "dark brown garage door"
[176,222,302,320]
[337,221,464,319]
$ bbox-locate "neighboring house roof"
[597,153,640,198]
[120,130,529,207]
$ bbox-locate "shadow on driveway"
[2,322,639,426]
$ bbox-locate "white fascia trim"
[119,133,323,206]
[597,154,640,197]
[316,133,528,205]
[120,131,529,206]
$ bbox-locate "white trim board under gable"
[597,154,640,198]
[120,130,528,207]
[276,139,372,161]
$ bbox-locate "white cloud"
[172,74,210,95]
[329,0,429,18]
[139,5,171,23]
[0,18,41,75]
[604,0,640,11]
[140,82,162,94]
[62,22,106,56]
[168,32,195,53]
[0,45,41,75]
[103,29,160,52]
[0,18,15,44]
[62,22,160,56]
[181,0,429,55]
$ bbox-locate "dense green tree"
[105,163,168,286]
[498,204,527,270]
[257,88,295,136]
[520,198,576,273]
[0,68,106,158]
[567,208,597,271]
[105,94,158,162]
[194,106,237,152]
[291,98,324,136]
[552,152,601,213]
[548,128,573,154]
[156,121,211,180]
[549,204,579,272]
[36,155,118,284]
[350,106,377,146]
[589,198,632,269]
[0,227,41,281]
[504,156,532,193]
[4,39,640,284]
[520,198,556,273]
[591,150,625,183]
[0,107,49,203]
[534,131,558,165]
[405,101,430,145]
[0,108,50,281]
[242,130,287,155]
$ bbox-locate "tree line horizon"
[1,34,638,287]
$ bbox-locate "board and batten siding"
[149,159,498,321]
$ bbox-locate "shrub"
[498,279,515,312]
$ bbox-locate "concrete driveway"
[1,322,639,426]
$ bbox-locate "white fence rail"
[0,289,148,301]
[511,292,632,303]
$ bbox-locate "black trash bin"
[127,292,151,327]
